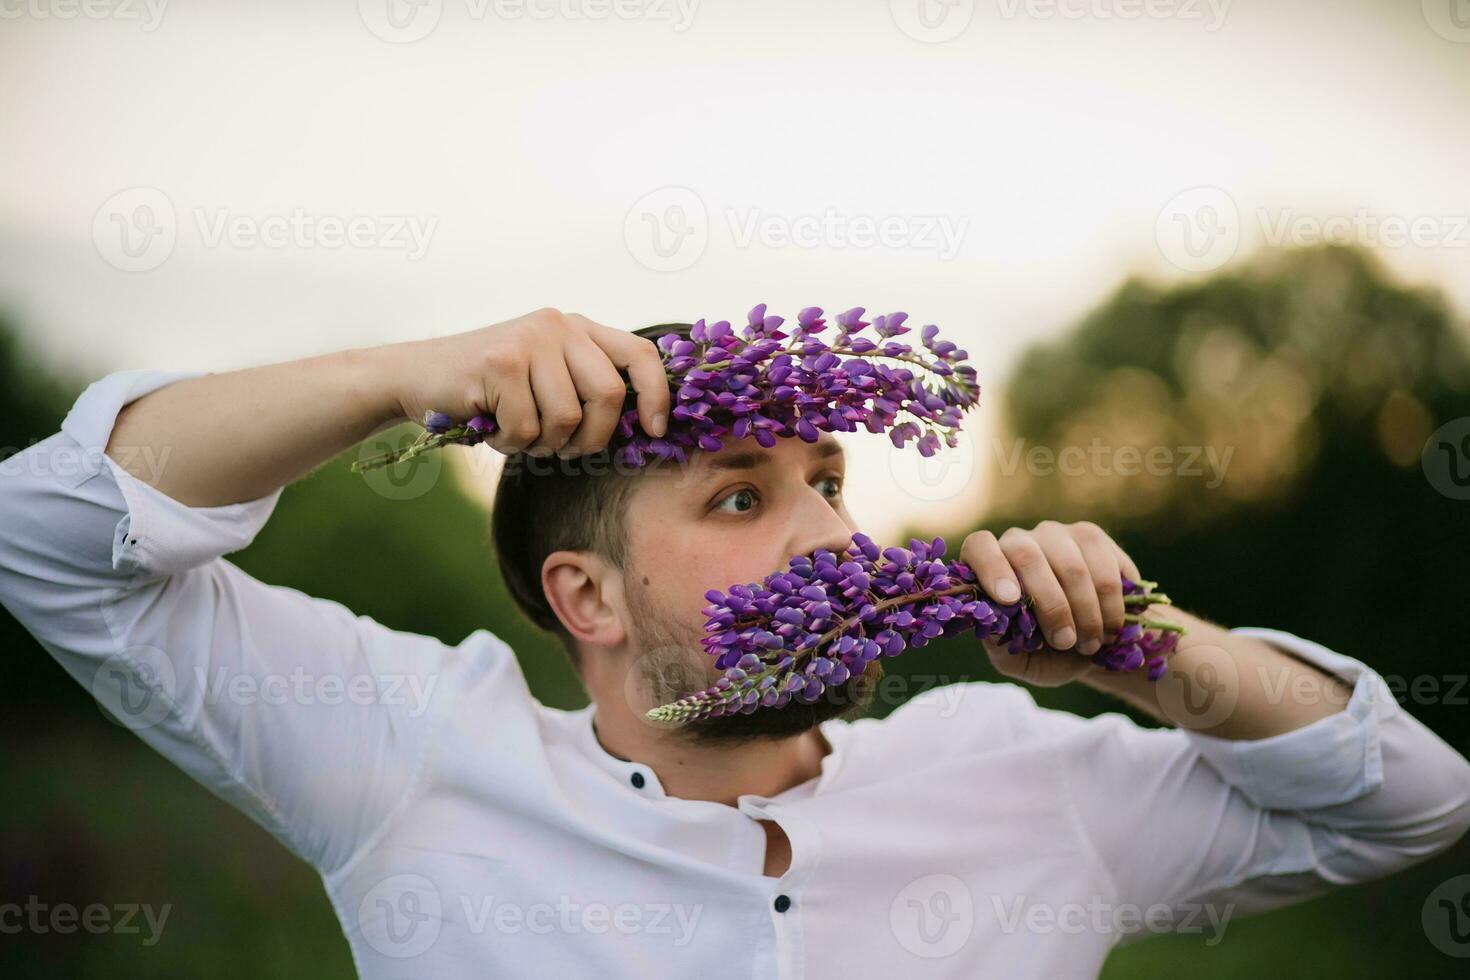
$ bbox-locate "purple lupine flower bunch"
[351,304,980,473]
[645,533,1182,725]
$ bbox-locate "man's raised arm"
[105,308,672,506]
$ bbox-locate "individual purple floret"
[645,532,1182,725]
[350,304,979,473]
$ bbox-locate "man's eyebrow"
[701,440,844,476]
[703,451,767,473]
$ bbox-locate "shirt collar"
[576,703,852,803]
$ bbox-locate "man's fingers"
[1070,524,1125,638]
[484,374,539,454]
[527,353,583,453]
[959,530,1022,604]
[561,338,627,455]
[588,323,670,438]
[1034,524,1103,654]
[1000,529,1075,650]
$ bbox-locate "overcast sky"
[3,0,1467,537]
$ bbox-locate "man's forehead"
[692,436,844,477]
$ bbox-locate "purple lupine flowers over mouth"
[645,533,1183,725]
[350,304,980,473]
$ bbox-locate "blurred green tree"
[879,246,1470,980]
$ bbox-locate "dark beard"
[679,658,884,745]
[627,578,883,745]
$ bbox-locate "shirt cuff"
[1181,627,1389,811]
[61,369,286,577]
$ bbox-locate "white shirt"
[3,368,1469,980]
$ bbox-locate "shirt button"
[630,772,645,789]
[773,894,792,913]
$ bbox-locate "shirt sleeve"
[0,369,500,875]
[1015,628,1470,935]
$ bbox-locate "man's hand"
[960,520,1142,688]
[388,308,671,458]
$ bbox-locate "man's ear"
[542,550,628,650]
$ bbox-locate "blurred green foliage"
[884,246,1470,979]
[2,246,1467,978]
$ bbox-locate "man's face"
[619,433,881,742]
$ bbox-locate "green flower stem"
[351,427,468,473]
[1123,613,1186,633]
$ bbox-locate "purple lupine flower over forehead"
[351,304,980,473]
[614,303,978,467]
[645,533,1183,725]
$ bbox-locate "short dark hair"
[489,322,691,666]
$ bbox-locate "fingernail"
[995,581,1021,603]
[1053,627,1077,649]
[651,412,667,435]
[1079,638,1101,656]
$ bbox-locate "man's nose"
[788,488,858,558]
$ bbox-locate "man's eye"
[715,488,758,513]
[815,476,842,499]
